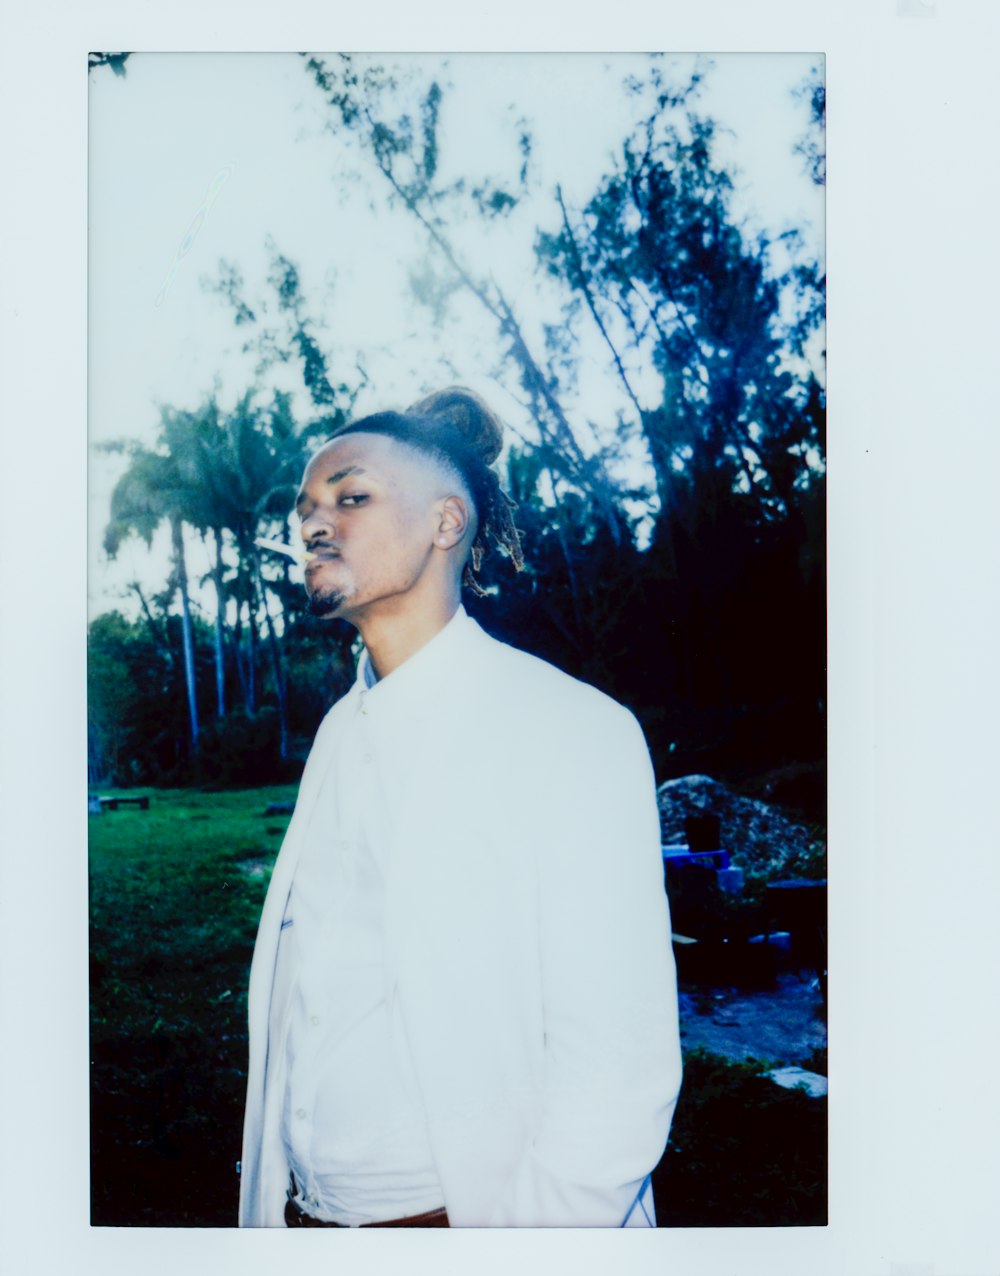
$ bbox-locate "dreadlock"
[328,387,525,597]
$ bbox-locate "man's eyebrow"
[294,465,369,509]
[326,465,367,485]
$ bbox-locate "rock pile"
[657,774,825,884]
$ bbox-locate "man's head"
[295,387,523,627]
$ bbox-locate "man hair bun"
[407,386,504,467]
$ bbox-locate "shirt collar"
[354,604,475,723]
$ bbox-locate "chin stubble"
[306,587,347,618]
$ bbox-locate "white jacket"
[238,610,682,1227]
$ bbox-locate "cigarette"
[254,537,316,564]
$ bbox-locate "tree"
[537,105,825,525]
[103,377,353,763]
[300,53,631,544]
[103,414,206,755]
[188,389,334,757]
[96,54,826,796]
[205,239,360,435]
[281,54,826,782]
[523,71,825,728]
[88,609,197,784]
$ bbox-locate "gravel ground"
[678,970,827,1066]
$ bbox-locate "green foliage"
[207,240,359,427]
[88,611,187,784]
[88,598,353,787]
[98,378,356,767]
[471,181,518,218]
[536,103,825,532]
[280,618,357,734]
[190,709,289,787]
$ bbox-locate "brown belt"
[284,1197,449,1228]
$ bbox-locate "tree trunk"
[211,526,227,718]
[88,718,107,787]
[235,553,259,715]
[253,553,289,759]
[246,597,257,714]
[231,606,250,713]
[130,582,175,669]
[170,516,200,754]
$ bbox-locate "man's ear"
[434,494,471,548]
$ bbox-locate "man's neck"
[356,594,461,681]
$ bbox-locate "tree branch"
[555,185,645,423]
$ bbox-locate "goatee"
[306,588,346,619]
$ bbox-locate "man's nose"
[300,509,334,543]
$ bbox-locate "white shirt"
[240,605,682,1228]
[279,610,471,1224]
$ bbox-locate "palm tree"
[171,398,230,720]
[103,420,203,755]
[192,390,321,757]
[103,389,327,762]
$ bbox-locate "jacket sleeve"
[487,704,682,1226]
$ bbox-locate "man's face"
[295,433,443,624]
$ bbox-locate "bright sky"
[88,50,824,620]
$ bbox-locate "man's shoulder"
[463,624,652,803]
[466,621,636,732]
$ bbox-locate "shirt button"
[338,838,351,851]
[310,1015,320,1027]
[296,1108,307,1120]
[363,752,374,764]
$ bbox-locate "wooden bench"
[97,796,150,811]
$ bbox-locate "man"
[238,387,682,1228]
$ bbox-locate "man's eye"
[339,493,368,507]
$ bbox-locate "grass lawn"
[89,785,825,1227]
[89,784,296,1226]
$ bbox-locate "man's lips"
[305,548,341,571]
